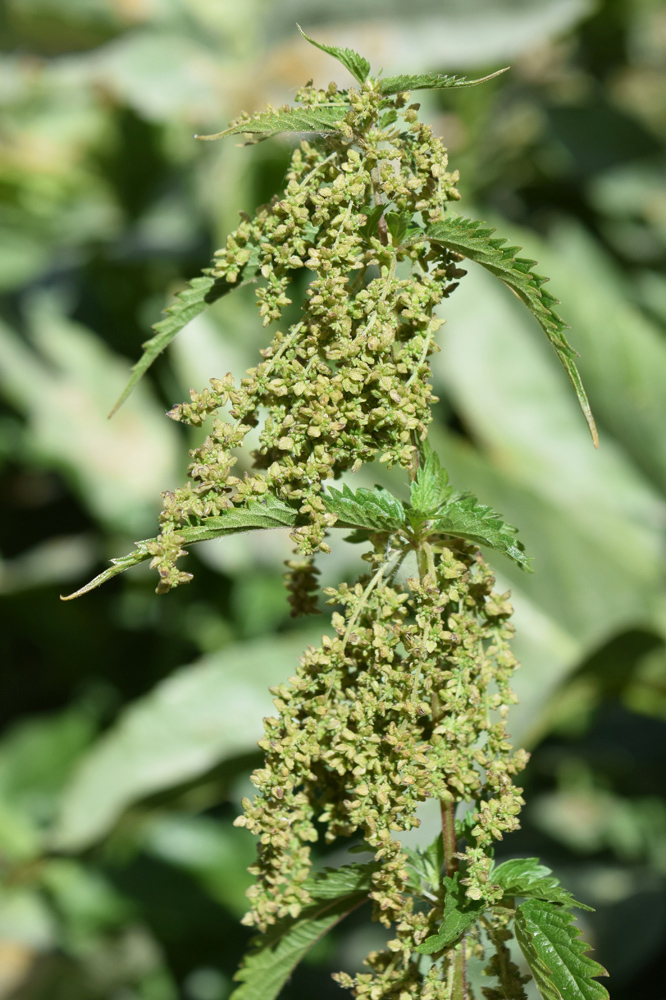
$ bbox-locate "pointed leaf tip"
[379,66,509,95]
[413,215,598,445]
[297,25,371,84]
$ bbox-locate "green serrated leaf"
[297,25,370,84]
[430,496,531,571]
[230,863,374,1000]
[410,445,452,515]
[61,496,301,600]
[493,859,593,912]
[515,900,609,1000]
[323,484,406,532]
[414,214,598,446]
[195,104,351,142]
[417,873,485,954]
[379,109,398,129]
[359,204,388,240]
[384,211,413,245]
[178,495,300,541]
[405,833,444,894]
[60,542,153,601]
[109,250,262,415]
[379,67,508,96]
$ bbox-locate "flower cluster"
[137,67,535,999]
[235,540,526,988]
[149,81,463,590]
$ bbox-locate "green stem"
[452,939,467,1000]
[415,542,459,880]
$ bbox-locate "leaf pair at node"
[297,24,508,95]
[323,447,532,571]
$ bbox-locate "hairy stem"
[415,542,459,880]
[452,938,468,1000]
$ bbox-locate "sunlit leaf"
[323,484,406,532]
[109,256,261,415]
[195,105,350,142]
[430,496,531,570]
[61,496,302,600]
[493,858,593,911]
[414,215,598,446]
[515,899,609,1000]
[379,67,508,95]
[297,25,370,83]
[410,445,452,515]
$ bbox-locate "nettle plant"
[66,31,608,1000]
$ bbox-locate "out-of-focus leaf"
[63,31,226,123]
[0,295,179,534]
[541,223,666,496]
[0,536,96,594]
[40,859,131,947]
[52,628,321,852]
[0,888,57,949]
[268,1,595,70]
[0,229,52,291]
[144,814,256,916]
[531,786,666,874]
[0,707,96,828]
[547,104,660,175]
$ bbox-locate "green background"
[1,0,665,996]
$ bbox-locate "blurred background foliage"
[0,0,665,997]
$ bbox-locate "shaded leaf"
[384,211,412,245]
[195,105,350,142]
[416,215,598,446]
[297,25,370,83]
[430,496,531,571]
[109,257,261,416]
[231,863,375,1000]
[359,204,387,240]
[323,484,406,531]
[405,833,444,894]
[417,874,485,954]
[379,68,508,96]
[515,899,609,1000]
[493,859,593,911]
